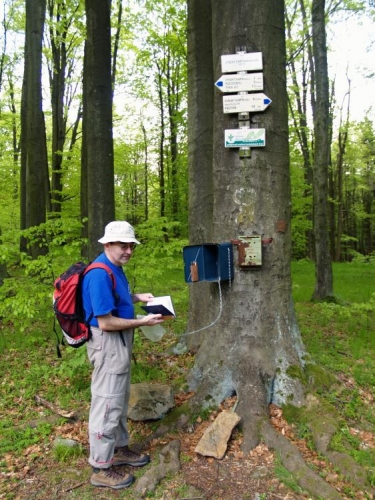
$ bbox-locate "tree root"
[134,440,181,497]
[260,419,344,499]
[307,397,375,496]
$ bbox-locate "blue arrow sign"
[223,93,272,113]
[214,73,264,93]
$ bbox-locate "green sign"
[225,128,266,148]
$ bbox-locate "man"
[82,220,164,489]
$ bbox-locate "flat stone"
[128,383,175,421]
[53,437,79,448]
[195,410,241,459]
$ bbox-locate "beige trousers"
[86,326,133,469]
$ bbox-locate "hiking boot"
[113,445,151,467]
[91,467,134,489]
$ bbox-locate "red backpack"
[53,262,116,355]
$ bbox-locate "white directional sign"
[223,93,272,114]
[221,52,263,73]
[215,73,263,93]
[225,128,266,148]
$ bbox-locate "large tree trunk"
[185,0,305,452]
[23,0,49,258]
[185,0,214,349]
[311,0,334,299]
[84,0,115,259]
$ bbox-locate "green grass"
[292,260,375,303]
[289,260,375,490]
[0,422,53,455]
[53,442,85,462]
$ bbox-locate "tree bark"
[80,45,89,260]
[156,63,166,218]
[48,0,68,215]
[84,0,115,259]
[185,0,214,349]
[185,0,305,452]
[23,0,49,257]
[311,0,334,299]
[334,91,350,262]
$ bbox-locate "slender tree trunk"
[48,0,67,214]
[335,131,346,261]
[80,45,89,260]
[156,64,166,218]
[286,4,314,258]
[20,65,28,253]
[8,78,21,194]
[48,0,67,215]
[0,1,8,95]
[169,90,179,224]
[362,168,374,255]
[166,52,181,226]
[311,0,333,299]
[334,82,350,261]
[141,123,149,221]
[111,0,123,90]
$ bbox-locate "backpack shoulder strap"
[84,262,117,289]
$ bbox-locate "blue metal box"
[183,243,234,283]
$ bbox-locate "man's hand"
[139,313,164,326]
[132,293,154,303]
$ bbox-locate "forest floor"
[1,364,374,500]
[0,402,326,499]
[2,259,375,500]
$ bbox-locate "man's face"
[105,242,136,266]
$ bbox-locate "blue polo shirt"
[81,253,134,327]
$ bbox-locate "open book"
[141,295,176,319]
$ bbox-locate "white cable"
[181,280,223,337]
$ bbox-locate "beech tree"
[21,0,49,257]
[83,0,115,259]
[311,0,334,299]
[183,3,373,496]
[185,0,305,449]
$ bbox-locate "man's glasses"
[112,242,136,251]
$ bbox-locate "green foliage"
[1,0,374,264]
[290,155,313,259]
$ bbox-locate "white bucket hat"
[98,221,140,244]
